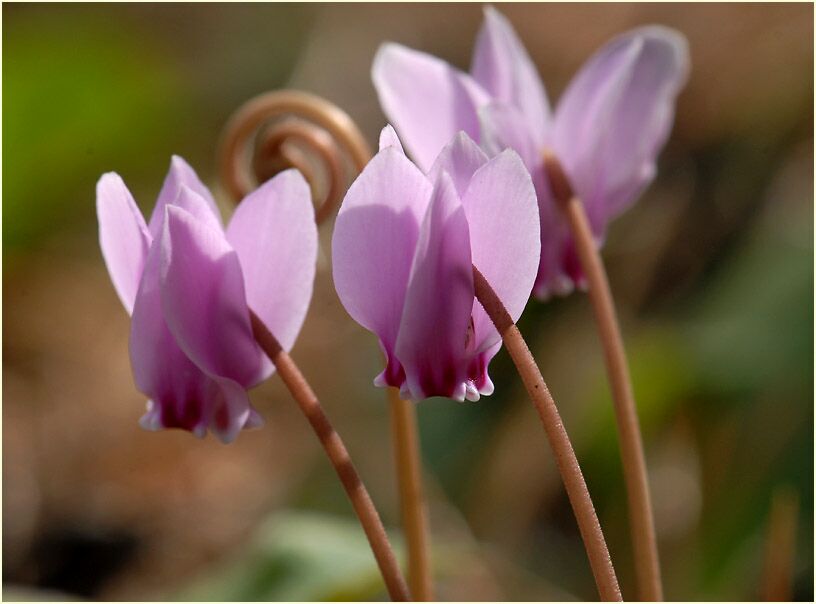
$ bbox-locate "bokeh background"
[3,2,813,601]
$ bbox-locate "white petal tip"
[464,381,481,402]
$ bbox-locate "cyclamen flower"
[373,6,689,298]
[97,157,317,442]
[332,126,540,402]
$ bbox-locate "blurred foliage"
[3,3,813,602]
[3,10,183,251]
[177,512,403,602]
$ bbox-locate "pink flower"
[332,127,540,401]
[373,6,689,298]
[97,157,317,442]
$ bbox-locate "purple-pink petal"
[148,155,222,239]
[477,102,542,173]
[395,172,474,401]
[226,170,318,371]
[96,172,151,314]
[130,241,257,443]
[470,6,550,146]
[552,26,689,233]
[461,149,540,354]
[427,132,489,198]
[372,42,490,172]
[159,203,264,389]
[332,147,432,385]
[378,124,406,154]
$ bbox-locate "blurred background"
[3,3,813,601]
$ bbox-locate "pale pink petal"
[478,102,542,171]
[160,204,264,388]
[427,132,488,198]
[96,172,151,314]
[148,155,222,238]
[471,6,550,146]
[462,149,540,355]
[395,172,474,401]
[378,124,405,154]
[372,42,490,172]
[553,26,689,234]
[332,147,433,387]
[226,170,317,372]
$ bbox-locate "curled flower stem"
[249,311,410,601]
[219,90,371,222]
[543,151,662,601]
[472,266,622,602]
[388,388,434,601]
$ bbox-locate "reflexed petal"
[553,26,689,232]
[130,242,259,442]
[471,6,550,144]
[465,340,500,401]
[226,170,317,369]
[207,377,255,444]
[395,173,473,401]
[137,379,258,445]
[332,147,432,384]
[130,242,205,429]
[462,149,540,353]
[372,42,490,172]
[160,205,263,388]
[427,131,488,198]
[378,124,405,154]
[148,155,222,238]
[478,102,542,170]
[96,172,151,314]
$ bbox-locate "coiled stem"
[219,89,371,222]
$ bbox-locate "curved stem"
[544,152,662,601]
[472,267,622,602]
[250,311,411,601]
[219,90,371,208]
[388,388,434,601]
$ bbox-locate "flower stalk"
[220,92,430,599]
[543,151,662,601]
[250,311,410,601]
[472,266,622,602]
[389,388,434,601]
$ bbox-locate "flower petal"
[332,147,433,386]
[462,149,540,354]
[372,42,490,172]
[207,377,255,444]
[478,102,541,171]
[475,104,582,301]
[471,6,550,146]
[130,241,259,442]
[160,203,263,388]
[96,172,151,314]
[148,155,222,238]
[427,131,488,198]
[226,169,317,365]
[553,26,689,233]
[395,172,474,401]
[130,242,207,433]
[378,124,405,154]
